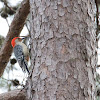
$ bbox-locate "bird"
[11,37,30,74]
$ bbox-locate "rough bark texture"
[0,0,30,77]
[0,89,26,100]
[28,0,97,100]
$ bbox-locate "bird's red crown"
[11,37,21,47]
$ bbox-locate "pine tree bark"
[28,0,97,100]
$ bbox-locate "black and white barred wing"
[13,45,29,73]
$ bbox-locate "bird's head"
[11,37,24,47]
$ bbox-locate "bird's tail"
[23,60,30,74]
[18,59,30,75]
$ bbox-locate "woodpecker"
[11,37,30,74]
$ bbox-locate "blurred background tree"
[0,0,30,93]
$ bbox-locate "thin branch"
[0,0,30,77]
[1,77,24,87]
[20,35,30,38]
[5,18,9,27]
[97,65,100,68]
[25,23,30,33]
[2,0,16,13]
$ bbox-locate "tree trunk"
[28,0,97,100]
